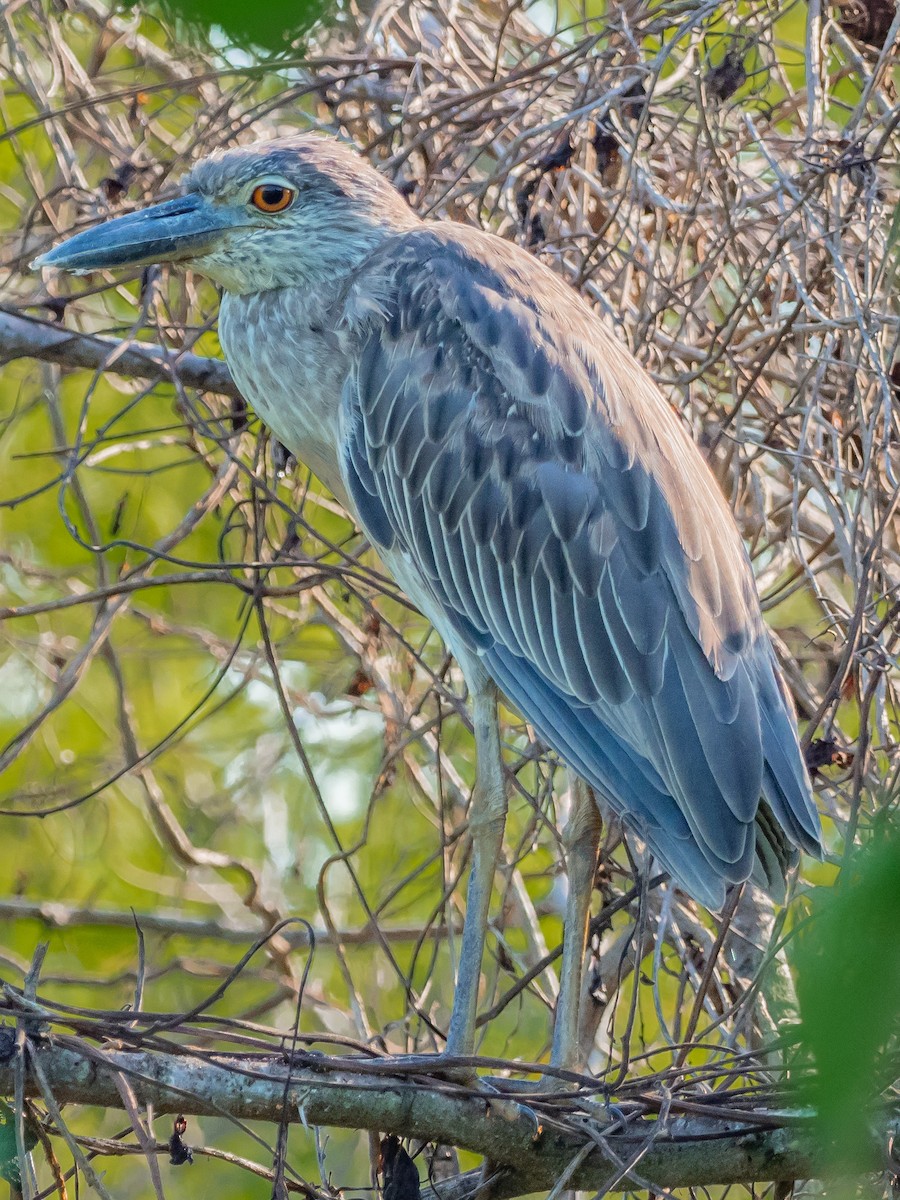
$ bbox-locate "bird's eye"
[250,184,295,213]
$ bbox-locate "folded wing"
[339,226,822,908]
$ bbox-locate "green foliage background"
[0,0,898,1194]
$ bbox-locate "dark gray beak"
[32,193,242,274]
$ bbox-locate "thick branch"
[2,1041,893,1196]
[0,307,239,397]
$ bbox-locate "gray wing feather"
[573,588,633,706]
[338,225,822,906]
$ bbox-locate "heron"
[34,134,822,1071]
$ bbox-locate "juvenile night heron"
[35,134,822,1069]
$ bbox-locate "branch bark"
[0,307,239,397]
[2,1039,894,1197]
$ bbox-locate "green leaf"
[119,0,337,52]
[0,1100,39,1188]
[794,822,900,1169]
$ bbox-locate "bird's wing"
[338,225,820,906]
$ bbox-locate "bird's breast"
[219,289,349,496]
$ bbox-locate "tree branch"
[0,307,239,397]
[2,1038,894,1196]
[0,898,455,947]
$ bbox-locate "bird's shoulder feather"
[341,224,761,668]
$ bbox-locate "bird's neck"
[218,285,350,501]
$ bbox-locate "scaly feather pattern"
[339,224,821,908]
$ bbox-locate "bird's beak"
[32,193,242,274]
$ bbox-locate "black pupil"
[260,185,286,207]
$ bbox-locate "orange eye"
[250,184,295,213]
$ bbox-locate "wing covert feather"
[338,225,821,906]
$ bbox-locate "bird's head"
[33,134,419,294]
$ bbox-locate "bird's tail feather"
[751,798,799,902]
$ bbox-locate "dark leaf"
[346,668,374,697]
[591,123,622,186]
[706,49,748,101]
[38,296,68,322]
[169,1114,194,1166]
[532,132,574,174]
[100,163,138,204]
[804,737,854,774]
[514,175,539,226]
[379,1135,420,1200]
[395,178,417,203]
[272,440,296,474]
[230,394,249,433]
[621,80,648,120]
[834,0,898,48]
[0,1100,38,1188]
[121,0,337,50]
[427,1144,459,1183]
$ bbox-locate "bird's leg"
[445,685,507,1059]
[547,776,602,1079]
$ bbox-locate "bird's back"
[336,222,822,908]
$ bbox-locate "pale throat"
[218,286,350,501]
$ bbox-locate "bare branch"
[0,899,456,947]
[0,308,238,397]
